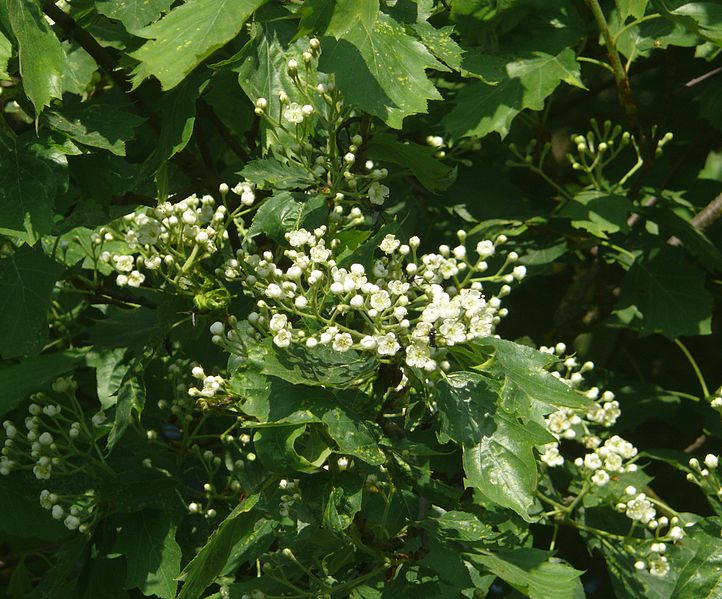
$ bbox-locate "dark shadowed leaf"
[0,246,64,358]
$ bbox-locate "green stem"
[577,56,615,74]
[612,14,663,46]
[674,339,709,398]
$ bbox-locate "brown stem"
[691,192,722,230]
[584,0,650,161]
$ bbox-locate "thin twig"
[584,0,650,161]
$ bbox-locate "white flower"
[405,342,431,368]
[51,504,64,520]
[604,453,623,472]
[113,254,134,272]
[265,284,283,299]
[283,102,304,124]
[583,453,603,470]
[368,182,389,205]
[379,234,400,255]
[332,333,353,352]
[387,280,410,296]
[426,135,444,148]
[39,489,53,509]
[626,494,656,523]
[273,329,292,348]
[648,555,669,577]
[375,333,400,356]
[591,469,610,486]
[540,443,564,467]
[269,313,289,332]
[369,290,392,312]
[360,336,377,350]
[127,270,145,288]
[64,515,80,530]
[476,240,495,258]
[287,229,312,248]
[512,265,527,280]
[704,454,718,468]
[33,463,51,480]
[241,190,255,206]
[439,319,466,345]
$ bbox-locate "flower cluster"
[100,186,255,292]
[615,484,686,577]
[188,366,229,403]
[536,346,690,577]
[252,38,397,214]
[539,345,627,477]
[219,227,524,374]
[1,378,98,532]
[686,453,721,501]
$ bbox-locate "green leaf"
[262,342,377,388]
[0,472,70,540]
[462,410,539,519]
[429,510,494,543]
[559,191,632,239]
[411,22,464,71]
[320,1,444,128]
[62,42,97,95]
[95,0,175,34]
[86,348,131,410]
[297,0,335,38]
[322,407,385,465]
[468,548,584,599]
[178,494,260,599]
[143,69,210,172]
[367,132,455,191]
[0,29,11,79]
[131,0,267,90]
[0,246,63,359]
[443,49,583,139]
[617,0,649,21]
[241,158,315,190]
[671,517,722,598]
[670,2,722,45]
[249,192,327,242]
[616,246,713,338]
[0,349,85,416]
[323,475,364,531]
[221,519,278,576]
[254,424,332,473]
[0,133,67,239]
[643,204,722,272]
[3,0,66,115]
[114,510,182,599]
[476,338,591,410]
[108,362,146,450]
[90,305,162,350]
[436,372,498,444]
[44,102,145,156]
[235,21,299,147]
